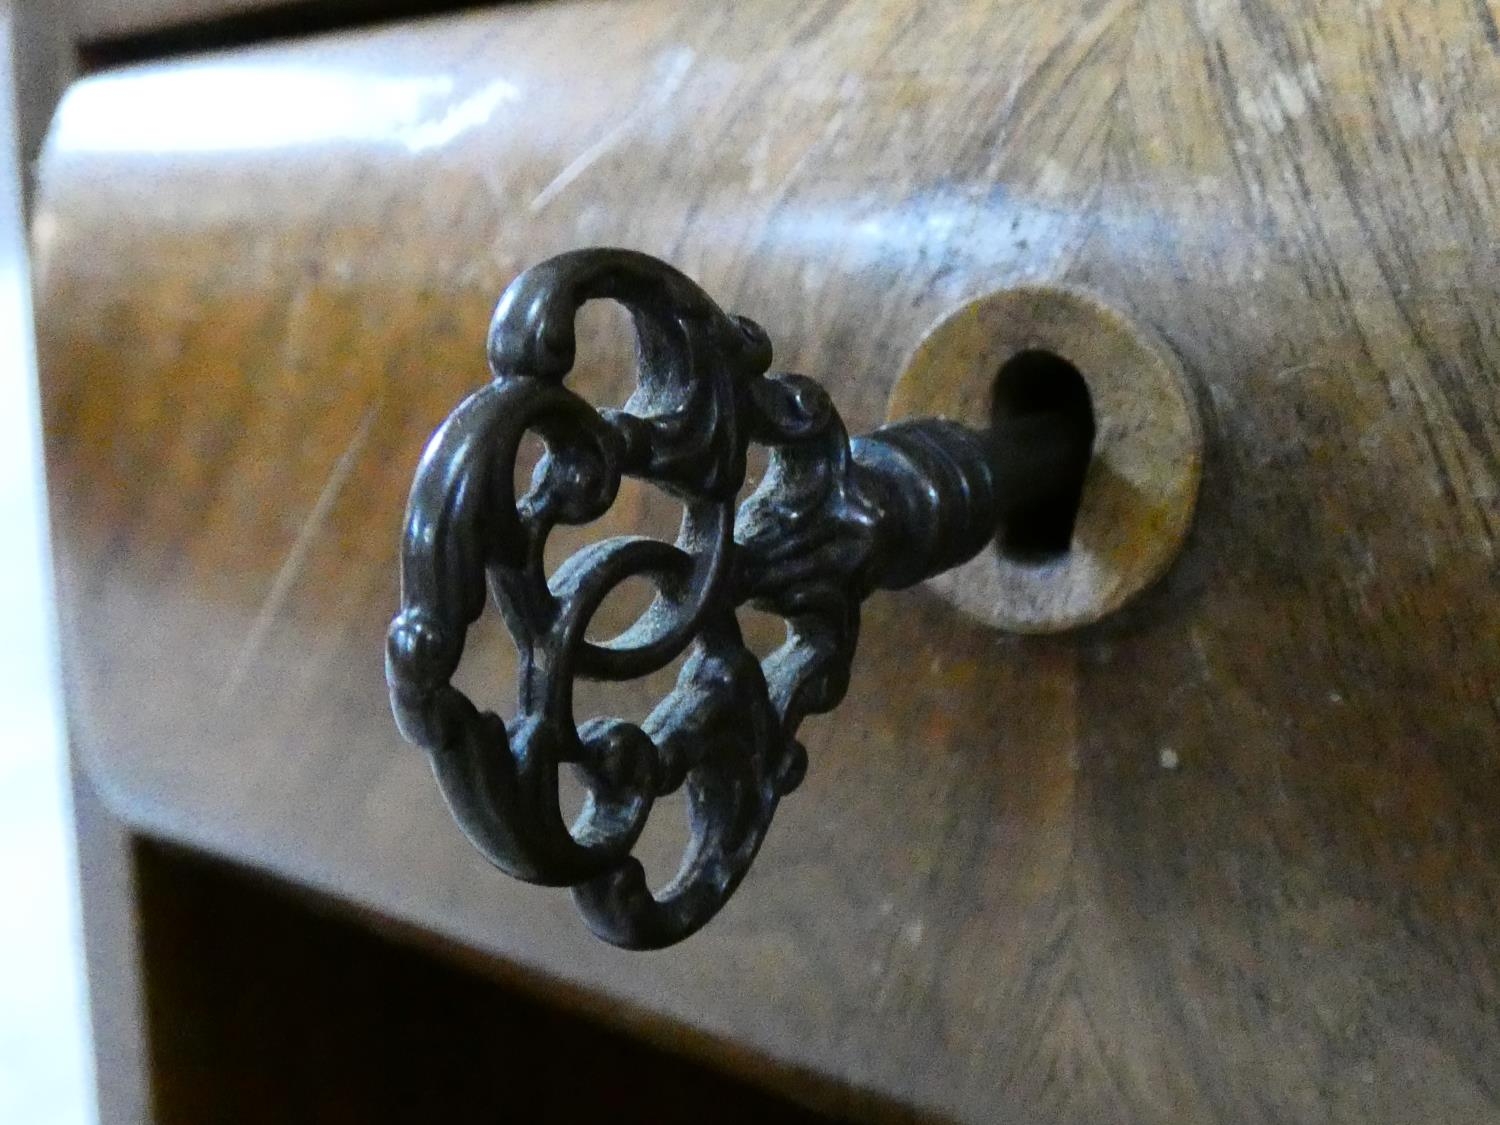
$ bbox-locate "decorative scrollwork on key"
[387,248,1087,948]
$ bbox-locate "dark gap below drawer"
[81,1,507,71]
[134,839,855,1124]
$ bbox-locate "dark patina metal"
[387,249,1089,949]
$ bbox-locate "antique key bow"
[386,249,1093,949]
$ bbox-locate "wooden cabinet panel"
[34,1,1500,1121]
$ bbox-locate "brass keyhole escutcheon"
[887,285,1203,633]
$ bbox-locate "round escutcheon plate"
[886,285,1203,634]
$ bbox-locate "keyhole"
[990,349,1097,563]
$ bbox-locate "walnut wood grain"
[33,1,1500,1121]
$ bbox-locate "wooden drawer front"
[36,1,1500,1121]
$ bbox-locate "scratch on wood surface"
[1477,0,1500,50]
[758,106,845,201]
[220,405,379,701]
[1271,362,1333,383]
[1235,65,1322,136]
[529,48,694,214]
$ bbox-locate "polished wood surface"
[34,1,1500,1121]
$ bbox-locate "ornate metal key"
[386,249,1095,949]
